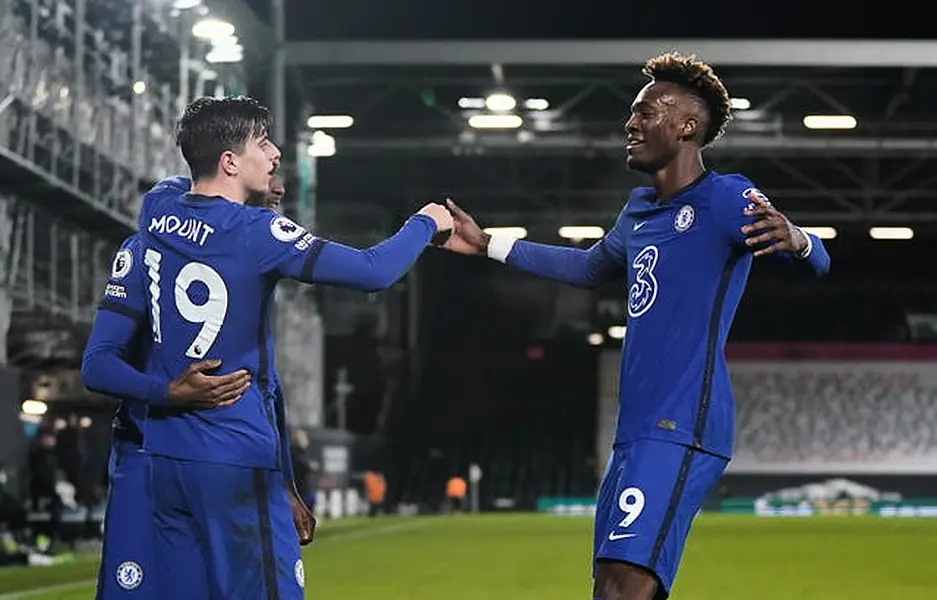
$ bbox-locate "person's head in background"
[246,175,285,211]
[291,428,309,449]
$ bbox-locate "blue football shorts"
[150,455,304,600]
[96,436,158,599]
[593,439,727,599]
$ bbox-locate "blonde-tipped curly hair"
[643,52,732,146]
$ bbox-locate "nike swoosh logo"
[633,221,646,231]
[608,532,636,541]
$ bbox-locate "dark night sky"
[240,0,933,40]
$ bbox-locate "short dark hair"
[643,52,732,147]
[175,96,272,180]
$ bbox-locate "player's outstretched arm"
[254,203,453,292]
[443,199,626,288]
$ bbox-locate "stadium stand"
[733,364,937,470]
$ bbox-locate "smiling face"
[624,81,703,174]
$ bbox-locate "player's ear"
[219,150,238,177]
[679,115,699,142]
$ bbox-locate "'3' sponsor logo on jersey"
[628,245,659,318]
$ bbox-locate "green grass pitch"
[0,513,935,599]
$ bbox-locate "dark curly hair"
[643,52,732,147]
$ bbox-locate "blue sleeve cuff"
[145,375,170,406]
[409,214,438,236]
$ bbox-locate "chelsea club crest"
[294,558,305,588]
[674,204,695,232]
[116,561,143,590]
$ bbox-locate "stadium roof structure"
[287,39,937,68]
[270,38,937,235]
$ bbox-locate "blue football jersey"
[495,169,828,458]
[135,185,325,469]
[603,170,811,458]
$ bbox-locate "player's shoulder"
[117,233,141,252]
[112,233,142,274]
[627,186,656,202]
[109,235,141,285]
[241,204,279,225]
[709,172,766,207]
[152,175,192,194]
[243,206,311,245]
[137,176,192,224]
[623,186,656,213]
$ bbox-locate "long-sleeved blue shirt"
[83,178,437,470]
[486,171,830,458]
[83,234,299,480]
[83,174,294,474]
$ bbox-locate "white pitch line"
[0,580,92,600]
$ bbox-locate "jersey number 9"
[144,249,229,359]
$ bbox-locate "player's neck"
[651,151,705,202]
[191,177,247,205]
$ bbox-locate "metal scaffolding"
[314,150,937,228]
[332,135,937,158]
[2,193,109,325]
[275,37,937,230]
[0,0,191,232]
[0,0,226,353]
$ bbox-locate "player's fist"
[442,199,489,255]
[287,486,316,546]
[417,202,454,245]
[167,359,251,410]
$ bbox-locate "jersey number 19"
[144,248,229,359]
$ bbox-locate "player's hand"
[417,203,454,245]
[442,199,490,255]
[166,359,250,410]
[287,485,316,545]
[740,196,808,257]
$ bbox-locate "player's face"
[267,177,285,211]
[624,82,684,173]
[239,134,281,200]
